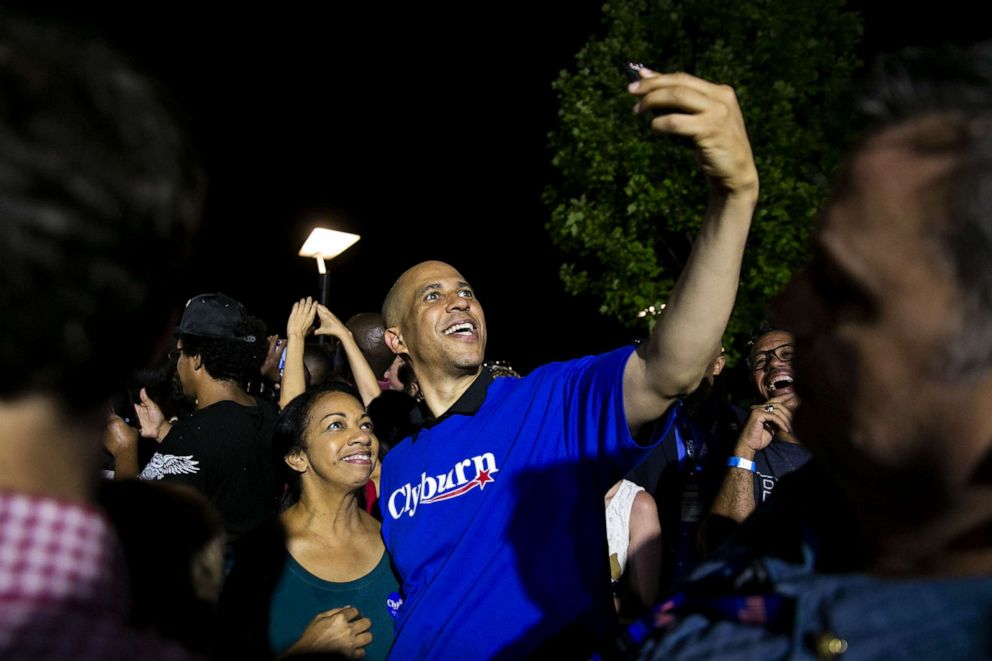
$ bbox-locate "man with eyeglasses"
[705,325,811,535]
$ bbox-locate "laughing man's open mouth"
[767,373,794,393]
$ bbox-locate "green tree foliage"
[545,0,861,358]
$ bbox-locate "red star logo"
[475,469,495,490]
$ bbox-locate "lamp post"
[298,228,361,340]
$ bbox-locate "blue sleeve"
[557,345,675,484]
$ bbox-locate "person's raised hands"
[287,297,319,339]
[314,304,350,340]
[629,68,758,196]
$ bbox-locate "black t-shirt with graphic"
[139,398,280,549]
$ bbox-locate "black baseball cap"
[176,293,258,343]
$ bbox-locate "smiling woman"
[215,384,401,660]
[279,386,379,503]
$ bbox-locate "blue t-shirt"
[380,346,672,659]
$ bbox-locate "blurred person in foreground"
[98,480,225,654]
[0,10,202,658]
[628,42,992,659]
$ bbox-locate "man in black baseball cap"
[137,292,279,557]
[177,293,260,344]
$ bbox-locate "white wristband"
[727,456,757,473]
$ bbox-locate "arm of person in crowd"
[104,414,139,479]
[315,304,381,407]
[134,388,172,443]
[702,394,796,550]
[260,334,285,386]
[622,70,759,434]
[624,490,662,613]
[278,606,372,660]
[280,298,318,409]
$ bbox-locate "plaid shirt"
[0,490,195,659]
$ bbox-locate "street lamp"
[298,227,361,310]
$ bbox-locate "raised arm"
[315,305,382,407]
[279,297,318,409]
[623,71,758,433]
[104,414,140,479]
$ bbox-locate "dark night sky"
[12,2,992,374]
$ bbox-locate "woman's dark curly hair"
[273,382,364,505]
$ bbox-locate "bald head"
[346,312,394,378]
[381,261,487,377]
[382,260,459,330]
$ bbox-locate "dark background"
[9,2,991,374]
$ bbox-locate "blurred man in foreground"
[0,12,201,658]
[633,42,992,659]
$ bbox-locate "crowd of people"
[3,9,992,661]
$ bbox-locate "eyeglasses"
[747,343,795,371]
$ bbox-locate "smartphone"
[624,61,672,118]
[624,61,647,83]
[110,389,140,428]
[278,346,288,378]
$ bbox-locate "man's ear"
[284,450,308,474]
[384,328,407,355]
[191,353,204,372]
[712,355,727,377]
